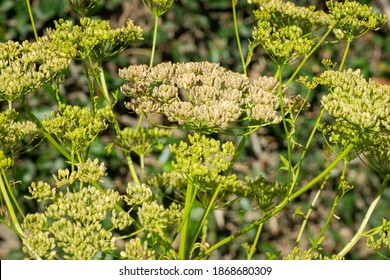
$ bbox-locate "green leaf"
[293,207,305,219]
[279,154,291,170]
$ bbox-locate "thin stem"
[179,179,196,260]
[97,62,141,184]
[277,65,293,190]
[125,155,140,185]
[25,0,38,41]
[232,0,247,75]
[198,135,358,258]
[286,22,337,86]
[290,108,325,194]
[82,59,97,114]
[150,16,159,68]
[295,176,328,247]
[188,134,249,257]
[19,99,71,161]
[338,39,351,71]
[308,161,348,252]
[98,64,111,105]
[337,175,390,258]
[0,173,24,238]
[289,137,356,201]
[247,222,263,260]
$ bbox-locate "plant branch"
[337,175,390,258]
[25,0,38,41]
[286,22,337,85]
[232,0,247,75]
[199,135,358,258]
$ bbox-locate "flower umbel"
[47,17,143,61]
[22,186,122,259]
[249,0,332,65]
[42,105,112,153]
[320,69,390,132]
[319,69,390,175]
[0,39,72,101]
[0,109,38,153]
[327,0,387,40]
[120,62,282,132]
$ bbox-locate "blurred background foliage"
[0,0,389,259]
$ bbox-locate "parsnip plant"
[0,0,389,260]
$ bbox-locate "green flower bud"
[142,0,175,17]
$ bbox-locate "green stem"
[286,22,337,86]
[247,222,263,260]
[337,175,390,258]
[25,0,38,41]
[150,15,159,67]
[289,136,357,201]
[188,134,249,257]
[82,59,97,114]
[232,0,246,75]
[19,99,71,161]
[179,179,196,260]
[97,63,141,185]
[133,14,160,137]
[0,172,24,238]
[3,167,26,220]
[338,39,351,71]
[199,135,358,258]
[277,66,292,190]
[308,161,348,252]
[125,155,140,185]
[295,175,327,247]
[97,64,111,105]
[290,108,325,195]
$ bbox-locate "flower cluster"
[0,109,38,153]
[150,133,239,207]
[22,186,123,259]
[239,176,286,212]
[22,155,182,259]
[283,246,343,260]
[123,183,182,241]
[366,219,390,252]
[0,150,13,172]
[119,127,171,157]
[327,0,387,40]
[124,183,154,206]
[47,17,143,61]
[0,39,72,101]
[249,0,332,30]
[149,133,285,210]
[42,105,112,153]
[120,237,155,260]
[26,181,56,202]
[320,69,390,132]
[22,213,56,259]
[137,201,182,238]
[0,14,143,101]
[249,0,332,65]
[318,69,390,175]
[52,158,107,188]
[46,186,120,223]
[120,62,282,132]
